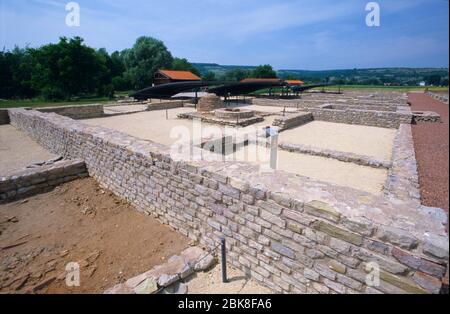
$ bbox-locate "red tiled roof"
[286,80,304,85]
[158,70,201,81]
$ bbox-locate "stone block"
[423,233,449,260]
[376,225,418,250]
[271,242,295,259]
[312,221,363,246]
[304,200,341,222]
[392,247,446,278]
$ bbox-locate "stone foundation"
[36,104,104,119]
[272,112,313,131]
[0,159,88,203]
[7,108,449,294]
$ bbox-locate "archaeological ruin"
[0,89,448,294]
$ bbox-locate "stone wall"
[309,107,412,129]
[147,101,186,111]
[36,104,104,119]
[384,124,421,204]
[0,159,87,203]
[272,112,313,131]
[426,91,449,104]
[252,99,412,128]
[8,108,448,294]
[0,109,10,125]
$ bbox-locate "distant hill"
[192,63,449,86]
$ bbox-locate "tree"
[202,71,217,81]
[122,36,173,90]
[222,68,251,82]
[29,37,110,100]
[424,75,442,86]
[251,64,277,78]
[171,57,201,77]
[0,47,37,99]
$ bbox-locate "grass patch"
[0,95,127,109]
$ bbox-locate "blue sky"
[0,0,448,70]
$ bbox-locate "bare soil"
[409,93,449,212]
[0,178,190,294]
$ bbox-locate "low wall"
[8,108,448,294]
[310,107,412,129]
[0,159,88,203]
[272,112,313,131]
[384,124,421,204]
[278,142,391,169]
[147,101,186,111]
[36,104,104,119]
[426,91,449,104]
[0,109,10,125]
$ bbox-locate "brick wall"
[8,108,448,294]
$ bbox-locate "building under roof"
[285,79,305,85]
[154,70,201,85]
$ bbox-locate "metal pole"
[220,237,228,283]
[166,109,168,120]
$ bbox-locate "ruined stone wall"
[272,112,313,131]
[426,91,449,104]
[36,104,104,119]
[0,109,10,125]
[252,99,411,128]
[8,108,448,294]
[0,159,87,203]
[147,101,186,111]
[309,107,412,129]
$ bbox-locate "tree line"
[0,36,280,101]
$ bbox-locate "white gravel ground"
[0,125,58,175]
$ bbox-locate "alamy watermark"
[65,2,80,27]
[365,2,380,27]
[65,262,80,287]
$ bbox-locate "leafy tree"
[0,47,37,99]
[122,36,173,90]
[171,57,201,77]
[251,64,277,78]
[222,68,251,81]
[202,71,217,81]
[282,74,300,81]
[29,37,110,100]
[424,74,442,86]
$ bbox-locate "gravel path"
[0,125,58,175]
[409,92,449,212]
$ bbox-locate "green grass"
[0,94,130,109]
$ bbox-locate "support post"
[220,237,228,283]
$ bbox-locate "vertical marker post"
[220,237,228,283]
